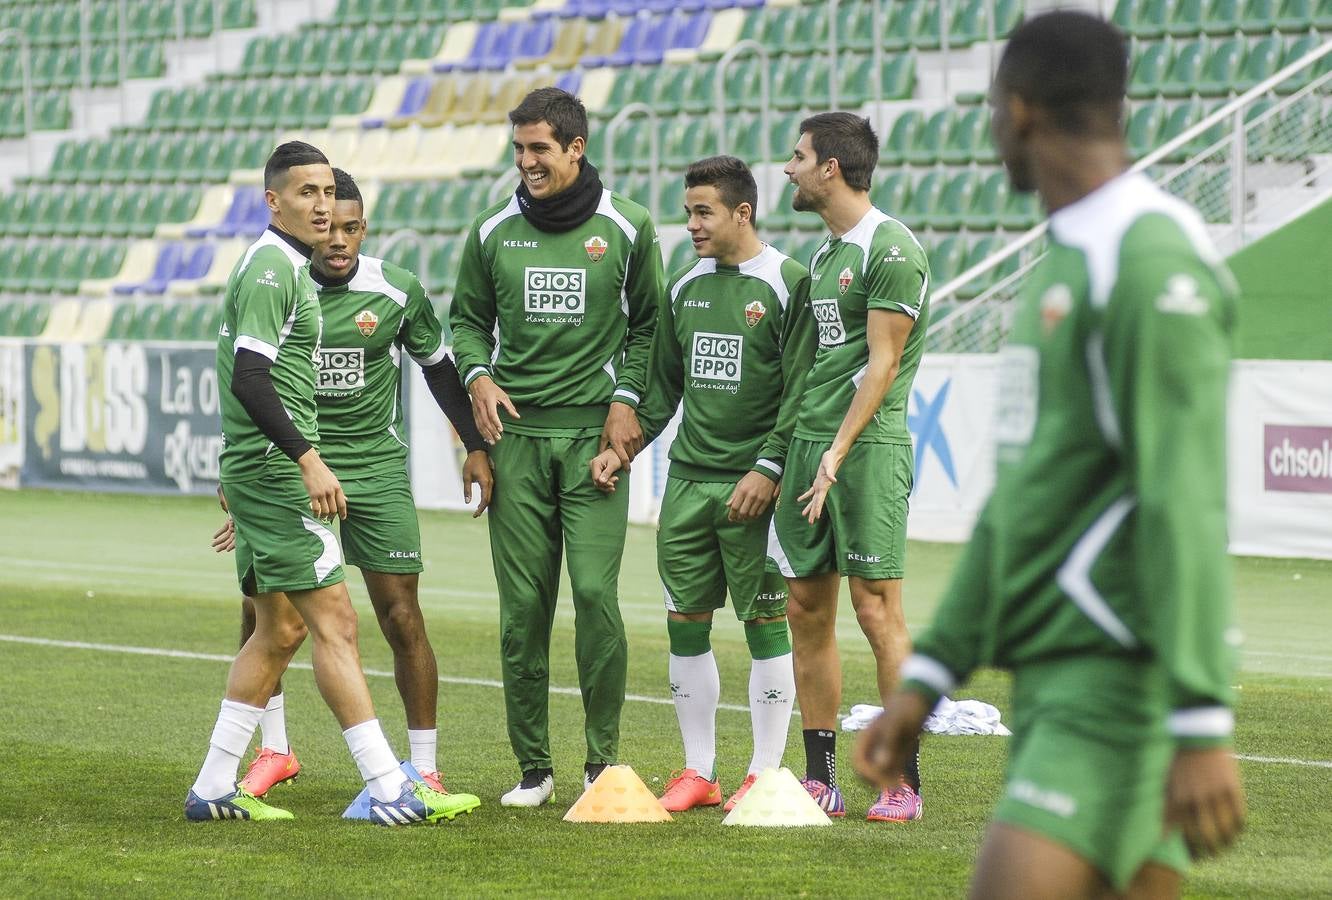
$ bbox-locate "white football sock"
[191,698,265,800]
[748,652,796,775]
[408,728,437,774]
[343,719,409,802]
[259,693,289,755]
[669,650,720,780]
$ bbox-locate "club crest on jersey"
[838,267,853,294]
[744,300,766,328]
[584,235,608,262]
[1040,284,1073,335]
[355,309,379,337]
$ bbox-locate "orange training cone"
[563,765,673,823]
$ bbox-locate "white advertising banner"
[0,340,23,480]
[1227,360,1332,560]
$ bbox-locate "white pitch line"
[1235,755,1332,769]
[0,633,750,713]
[7,634,1332,768]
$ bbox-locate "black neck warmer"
[516,158,604,233]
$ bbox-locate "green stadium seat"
[836,2,873,52]
[928,235,969,288]
[1127,100,1167,157]
[957,235,1023,299]
[932,171,979,230]
[962,170,1008,231]
[1241,0,1281,31]
[1276,0,1316,30]
[999,188,1041,230]
[0,300,24,335]
[224,0,257,29]
[760,7,800,50]
[1277,31,1321,91]
[1204,0,1245,34]
[1199,37,1248,94]
[1237,34,1286,91]
[880,110,924,165]
[129,41,166,79]
[239,36,274,78]
[1116,0,1170,37]
[913,2,943,51]
[1159,97,1206,161]
[942,106,990,164]
[1168,0,1207,35]
[906,109,952,165]
[769,56,806,112]
[666,237,696,276]
[35,92,72,132]
[27,246,67,294]
[17,298,53,335]
[1129,40,1171,98]
[1161,39,1210,97]
[765,184,798,232]
[902,171,946,230]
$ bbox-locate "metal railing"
[925,38,1332,354]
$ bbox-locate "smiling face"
[684,184,749,263]
[266,162,336,246]
[512,121,585,200]
[311,199,365,279]
[782,132,828,213]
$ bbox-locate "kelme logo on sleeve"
[812,298,847,347]
[316,348,365,396]
[584,235,608,262]
[744,300,766,327]
[690,331,743,383]
[524,266,586,323]
[355,309,378,337]
[257,268,281,288]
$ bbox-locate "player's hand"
[1165,746,1246,859]
[727,471,778,522]
[298,449,348,520]
[797,448,844,523]
[852,690,933,790]
[216,484,229,514]
[589,447,624,493]
[211,516,236,553]
[462,449,494,518]
[468,375,519,444]
[600,402,643,469]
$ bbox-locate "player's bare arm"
[1166,747,1247,859]
[468,374,520,444]
[600,401,644,468]
[297,448,347,520]
[462,449,495,517]
[799,309,914,522]
[726,471,778,522]
[589,446,624,492]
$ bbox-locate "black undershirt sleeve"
[421,355,487,454]
[231,348,313,463]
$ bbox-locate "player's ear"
[566,134,586,161]
[264,188,280,214]
[734,201,753,228]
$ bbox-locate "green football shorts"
[336,467,424,574]
[657,476,788,620]
[768,437,911,580]
[994,655,1189,892]
[225,474,345,595]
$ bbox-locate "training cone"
[722,768,832,827]
[342,761,425,820]
[562,765,673,823]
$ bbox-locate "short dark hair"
[508,86,588,150]
[332,168,362,206]
[996,11,1128,136]
[263,140,329,190]
[798,112,878,192]
[685,155,759,223]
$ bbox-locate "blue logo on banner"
[908,380,956,491]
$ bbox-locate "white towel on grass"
[840,698,1011,736]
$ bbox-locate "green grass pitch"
[0,489,1328,897]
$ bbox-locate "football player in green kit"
[771,112,931,822]
[188,143,475,826]
[449,87,663,806]
[215,169,492,802]
[590,156,815,813]
[855,13,1245,899]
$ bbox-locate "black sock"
[803,729,838,787]
[584,762,608,784]
[903,736,921,793]
[520,767,553,789]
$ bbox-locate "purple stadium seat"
[114,242,185,295]
[372,76,432,127]
[607,15,655,66]
[558,0,609,19]
[476,21,522,70]
[669,10,711,51]
[452,21,499,72]
[555,70,582,95]
[514,18,556,64]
